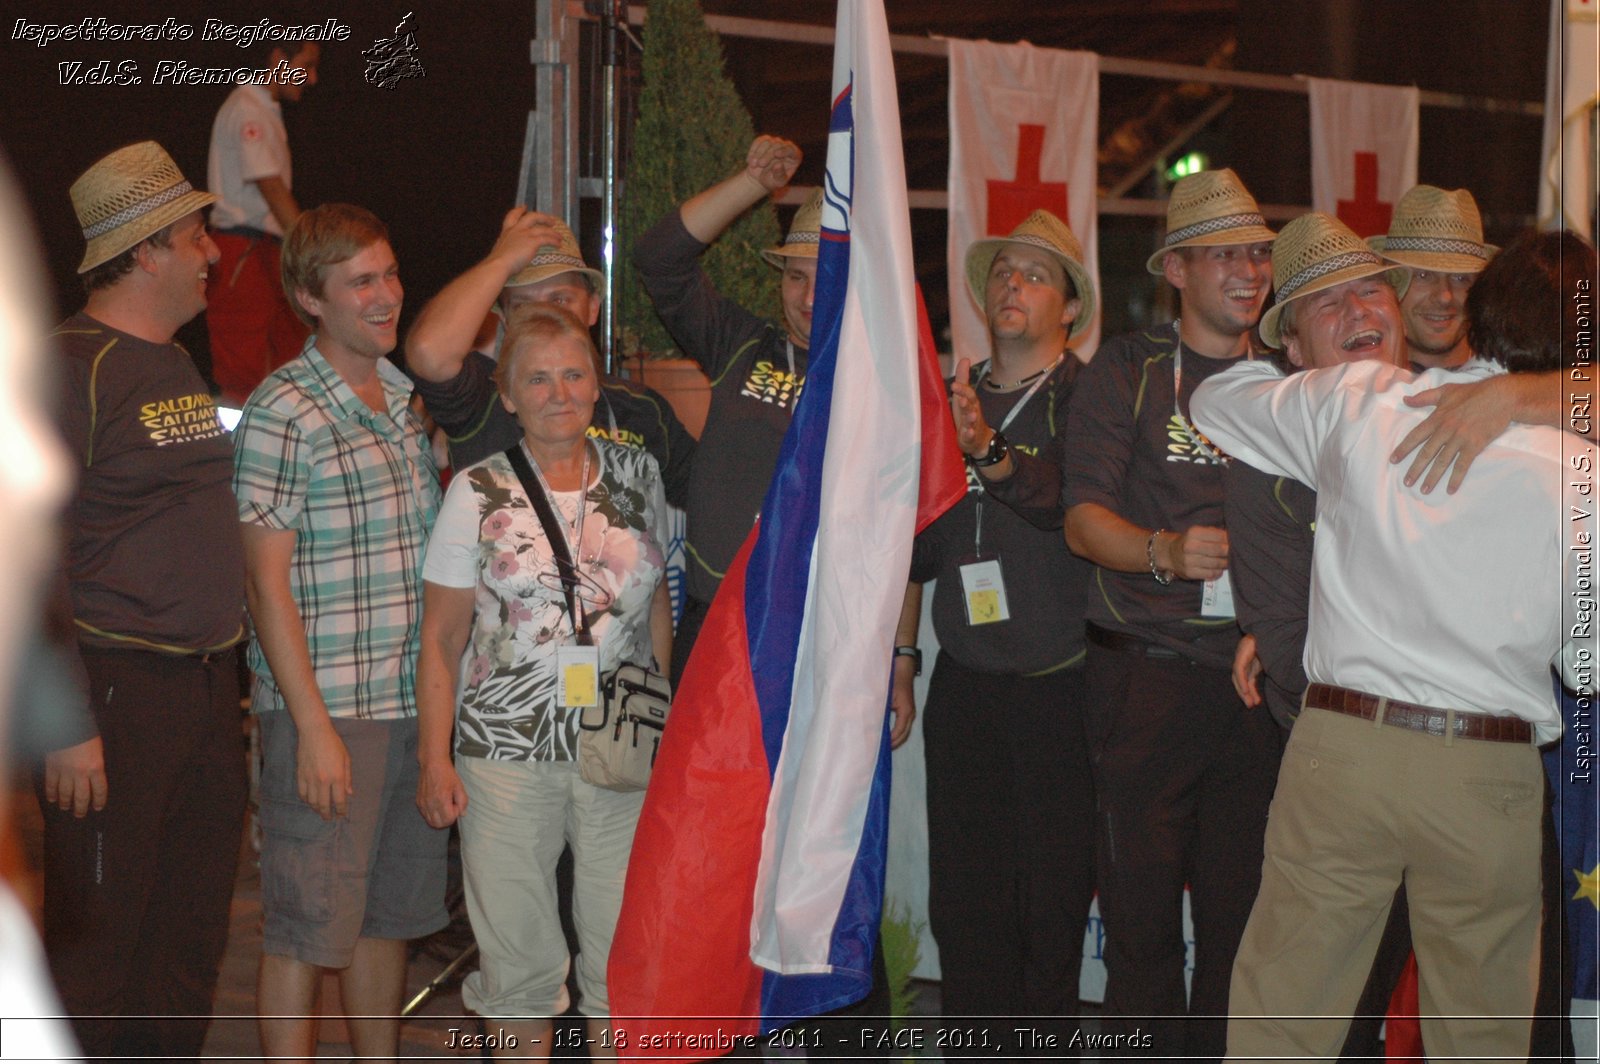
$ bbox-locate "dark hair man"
[47,140,247,1060]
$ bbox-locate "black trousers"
[1082,640,1283,1064]
[923,653,1097,1057]
[37,645,247,1062]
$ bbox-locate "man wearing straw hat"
[899,209,1097,1047]
[634,135,818,680]
[44,140,247,1060]
[405,208,696,497]
[635,135,895,1055]
[1060,168,1284,1059]
[1220,212,1412,1061]
[1368,185,1496,371]
[1192,221,1594,1063]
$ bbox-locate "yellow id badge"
[558,645,600,708]
[958,555,1011,626]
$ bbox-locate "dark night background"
[0,0,1550,382]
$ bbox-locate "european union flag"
[1547,686,1598,1004]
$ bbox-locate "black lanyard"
[504,443,593,645]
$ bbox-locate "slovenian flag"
[607,0,965,1055]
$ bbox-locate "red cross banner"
[947,39,1101,361]
[1308,77,1419,239]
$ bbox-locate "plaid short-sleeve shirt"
[233,346,441,720]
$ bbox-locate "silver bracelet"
[1147,528,1174,586]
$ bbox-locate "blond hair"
[281,203,390,325]
[493,304,601,396]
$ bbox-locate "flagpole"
[599,0,627,373]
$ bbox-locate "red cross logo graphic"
[1336,152,1394,238]
[986,124,1068,236]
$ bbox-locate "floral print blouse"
[422,440,668,760]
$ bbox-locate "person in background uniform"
[1366,185,1494,371]
[205,40,320,403]
[635,133,893,1058]
[633,135,814,682]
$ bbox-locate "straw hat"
[1365,185,1497,298]
[71,142,217,274]
[1258,212,1393,349]
[1145,168,1277,275]
[761,187,823,267]
[505,217,603,290]
[963,209,1097,339]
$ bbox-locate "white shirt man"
[1193,219,1594,1062]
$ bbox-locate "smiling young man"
[232,204,446,1062]
[1059,168,1285,1062]
[1367,186,1494,372]
[633,134,816,680]
[44,141,247,1062]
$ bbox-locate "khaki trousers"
[1226,706,1544,1063]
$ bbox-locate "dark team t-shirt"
[634,212,806,606]
[1225,459,1316,728]
[911,360,1090,675]
[56,311,246,655]
[1059,322,1246,668]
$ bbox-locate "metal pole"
[599,0,626,374]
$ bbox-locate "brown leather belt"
[1303,683,1532,744]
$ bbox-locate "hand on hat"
[745,135,801,195]
[491,205,567,273]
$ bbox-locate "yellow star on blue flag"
[1575,865,1600,910]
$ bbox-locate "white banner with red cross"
[947,40,1100,362]
[1308,77,1419,239]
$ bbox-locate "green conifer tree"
[621,0,781,358]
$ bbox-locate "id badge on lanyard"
[534,445,600,708]
[959,496,1011,626]
[953,359,1061,628]
[558,645,600,708]
[958,551,1010,625]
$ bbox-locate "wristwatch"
[893,645,922,676]
[970,431,1010,468]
